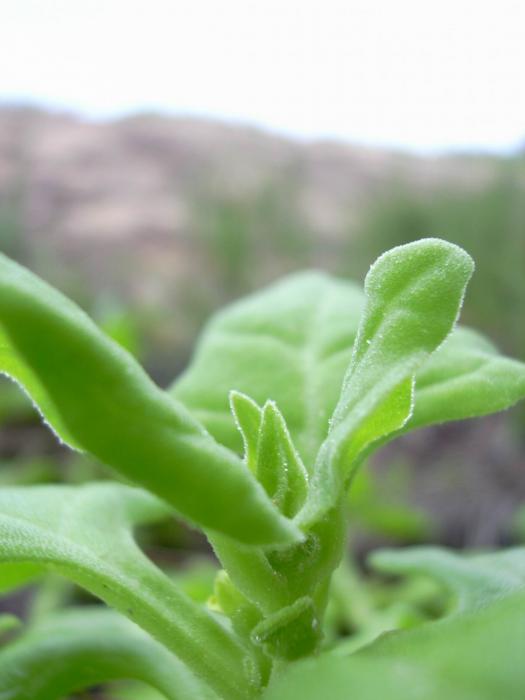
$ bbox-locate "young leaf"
[210,398,309,619]
[229,390,262,471]
[0,253,300,546]
[0,608,217,700]
[172,272,365,465]
[256,401,308,518]
[229,392,308,516]
[301,240,474,525]
[0,483,257,700]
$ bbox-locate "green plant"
[344,162,525,357]
[0,238,524,699]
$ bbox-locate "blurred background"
[1,0,524,560]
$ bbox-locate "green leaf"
[0,482,257,700]
[229,392,308,516]
[265,596,525,700]
[0,608,217,700]
[0,252,300,546]
[331,239,474,467]
[301,240,474,525]
[0,325,79,447]
[113,685,170,700]
[229,390,262,471]
[255,401,308,518]
[370,546,525,613]
[172,266,525,480]
[172,272,365,465]
[251,596,317,660]
[264,549,525,700]
[408,326,525,429]
[211,399,309,618]
[209,534,291,615]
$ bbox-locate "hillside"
[0,106,499,305]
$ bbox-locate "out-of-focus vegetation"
[169,179,316,373]
[347,465,432,545]
[193,178,314,300]
[0,194,25,262]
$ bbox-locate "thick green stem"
[210,533,291,613]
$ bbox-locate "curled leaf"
[302,239,474,525]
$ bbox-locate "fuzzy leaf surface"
[301,240,474,524]
[0,253,299,546]
[255,400,308,517]
[172,272,364,465]
[172,265,525,475]
[328,240,473,467]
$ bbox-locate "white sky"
[1,0,524,153]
